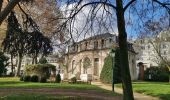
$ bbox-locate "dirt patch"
[0,88,122,100]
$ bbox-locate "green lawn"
[116,82,170,100]
[0,77,101,90]
[0,77,117,100]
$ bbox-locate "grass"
[115,81,170,100]
[0,77,101,90]
[0,77,117,100]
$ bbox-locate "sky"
[58,0,170,41]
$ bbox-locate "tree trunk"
[34,54,38,64]
[10,54,14,75]
[32,53,38,64]
[0,0,3,12]
[0,0,21,25]
[15,53,22,76]
[116,0,134,100]
[32,57,35,64]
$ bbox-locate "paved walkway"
[92,82,161,100]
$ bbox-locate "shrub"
[25,64,56,79]
[39,58,48,64]
[144,66,169,82]
[40,77,47,83]
[20,76,24,81]
[23,75,31,82]
[100,48,121,84]
[0,52,9,76]
[31,75,39,82]
[55,74,61,83]
[71,77,77,83]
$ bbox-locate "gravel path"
[0,88,122,100]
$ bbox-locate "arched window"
[83,57,91,74]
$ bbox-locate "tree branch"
[0,0,21,25]
[153,0,170,13]
[124,0,136,11]
[0,0,3,12]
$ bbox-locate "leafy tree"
[0,51,9,76]
[2,12,28,76]
[27,31,53,64]
[83,57,91,74]
[114,48,121,84]
[100,55,113,84]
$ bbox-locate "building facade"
[134,30,170,68]
[133,30,170,79]
[64,33,137,81]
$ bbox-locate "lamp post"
[110,49,115,92]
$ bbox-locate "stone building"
[64,33,137,81]
[133,30,170,80]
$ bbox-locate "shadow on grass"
[158,94,170,100]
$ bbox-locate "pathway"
[92,81,160,100]
[0,88,122,100]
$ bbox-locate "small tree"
[56,74,61,83]
[114,48,121,83]
[39,58,48,64]
[0,52,9,76]
[83,57,91,74]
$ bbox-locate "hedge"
[56,74,61,83]
[144,66,169,82]
[24,64,56,78]
[100,48,121,84]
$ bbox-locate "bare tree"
[58,0,170,100]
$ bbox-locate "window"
[101,39,105,48]
[109,38,112,43]
[94,41,98,49]
[80,44,82,51]
[94,58,99,76]
[85,42,88,50]
[77,45,78,51]
[83,57,91,74]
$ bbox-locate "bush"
[100,48,121,84]
[144,66,169,82]
[25,64,56,79]
[20,76,24,81]
[23,75,31,82]
[39,58,48,64]
[71,77,77,83]
[40,77,47,83]
[55,74,61,83]
[30,75,39,82]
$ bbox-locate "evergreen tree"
[0,52,9,76]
